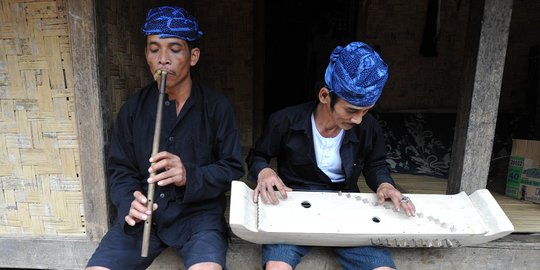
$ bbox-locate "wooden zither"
[229,181,514,248]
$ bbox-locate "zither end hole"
[301,201,311,208]
[372,217,381,223]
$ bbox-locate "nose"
[350,111,367,124]
[158,51,170,65]
[350,116,362,124]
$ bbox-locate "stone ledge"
[1,234,538,269]
[149,234,540,270]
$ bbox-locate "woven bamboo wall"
[0,0,85,236]
[193,0,254,146]
[104,1,153,118]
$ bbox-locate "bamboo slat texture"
[0,0,85,236]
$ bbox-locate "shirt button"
[168,137,174,142]
[164,101,170,106]
[160,193,165,198]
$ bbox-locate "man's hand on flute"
[147,151,187,187]
[125,191,158,226]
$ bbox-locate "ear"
[190,48,200,66]
[318,87,330,103]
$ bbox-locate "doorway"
[262,0,360,121]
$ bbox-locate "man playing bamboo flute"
[86,6,244,270]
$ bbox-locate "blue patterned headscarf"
[324,42,388,107]
[141,6,203,41]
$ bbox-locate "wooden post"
[448,0,513,194]
[68,0,110,240]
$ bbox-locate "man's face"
[330,98,372,130]
[145,35,199,89]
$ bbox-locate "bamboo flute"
[141,70,167,257]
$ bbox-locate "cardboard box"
[505,139,540,203]
[521,168,540,203]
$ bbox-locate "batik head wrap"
[141,6,203,41]
[324,42,388,107]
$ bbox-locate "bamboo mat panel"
[359,174,540,233]
[106,1,153,118]
[0,0,85,236]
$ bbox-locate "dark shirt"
[108,80,244,239]
[246,101,394,192]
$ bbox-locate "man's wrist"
[376,182,394,192]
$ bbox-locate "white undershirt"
[311,113,345,183]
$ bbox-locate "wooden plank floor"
[359,173,540,233]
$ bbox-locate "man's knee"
[188,261,222,270]
[264,261,293,270]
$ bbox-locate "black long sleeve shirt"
[246,101,394,192]
[107,81,244,238]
